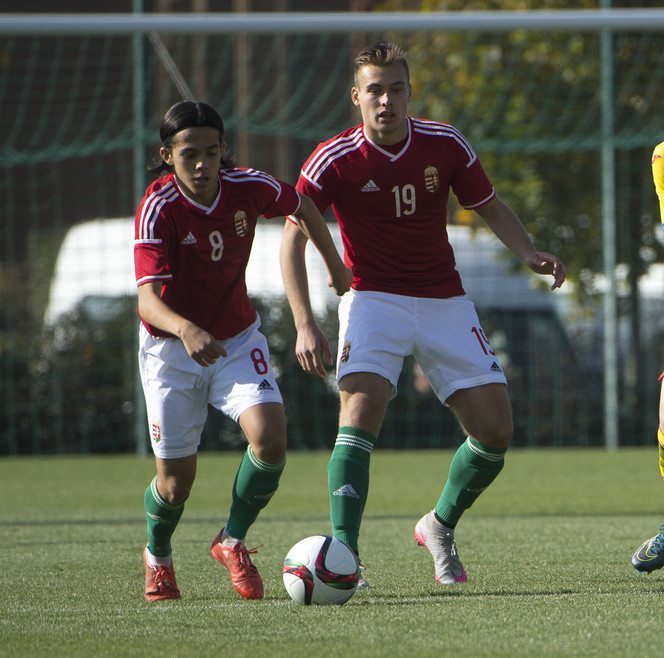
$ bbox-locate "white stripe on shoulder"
[134,238,162,245]
[136,274,172,286]
[300,170,323,190]
[222,168,282,197]
[139,182,178,240]
[412,120,477,167]
[303,127,364,183]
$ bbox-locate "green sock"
[328,426,374,554]
[144,476,185,558]
[435,436,506,528]
[225,446,286,540]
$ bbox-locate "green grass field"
[2,449,664,657]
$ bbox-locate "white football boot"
[414,511,468,585]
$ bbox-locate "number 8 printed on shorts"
[250,348,269,375]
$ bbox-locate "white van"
[44,218,559,325]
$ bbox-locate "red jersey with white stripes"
[134,169,300,339]
[296,117,495,298]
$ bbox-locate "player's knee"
[248,423,287,464]
[251,436,287,464]
[339,375,390,433]
[159,478,193,506]
[472,419,513,450]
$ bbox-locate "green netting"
[1,22,663,454]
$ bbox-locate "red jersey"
[296,117,495,298]
[134,169,300,339]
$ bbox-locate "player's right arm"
[291,194,352,297]
[137,282,226,367]
[280,219,333,378]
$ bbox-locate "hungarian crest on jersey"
[424,165,439,193]
[234,210,248,236]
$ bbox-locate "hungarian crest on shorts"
[340,342,351,364]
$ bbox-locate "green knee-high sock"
[144,476,185,557]
[435,436,506,528]
[328,426,374,554]
[225,445,286,540]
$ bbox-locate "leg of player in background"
[415,383,512,585]
[631,375,664,573]
[210,402,287,600]
[658,374,664,479]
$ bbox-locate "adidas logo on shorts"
[490,361,502,373]
[257,379,274,391]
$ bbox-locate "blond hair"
[353,42,409,84]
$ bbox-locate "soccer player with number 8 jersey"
[134,101,351,601]
[280,42,567,587]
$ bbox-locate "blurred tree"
[376,0,664,439]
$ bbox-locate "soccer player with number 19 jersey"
[280,42,567,588]
[135,101,350,602]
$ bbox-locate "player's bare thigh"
[338,372,392,437]
[447,383,513,450]
[239,402,287,464]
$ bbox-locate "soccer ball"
[282,535,360,605]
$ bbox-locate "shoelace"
[152,565,175,589]
[651,526,664,553]
[232,545,260,573]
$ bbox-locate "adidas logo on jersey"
[332,484,360,498]
[180,231,197,245]
[490,361,502,373]
[361,180,380,192]
[257,379,274,391]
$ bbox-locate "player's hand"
[327,266,353,296]
[180,324,227,366]
[524,251,567,290]
[295,322,333,378]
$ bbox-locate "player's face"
[351,63,411,145]
[161,126,223,206]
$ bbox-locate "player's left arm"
[291,194,352,297]
[475,196,567,290]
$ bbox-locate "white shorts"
[138,316,282,459]
[336,290,507,403]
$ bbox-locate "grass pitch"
[2,449,663,657]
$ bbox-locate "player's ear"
[160,146,173,165]
[351,86,360,106]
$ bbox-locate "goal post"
[2,9,664,34]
